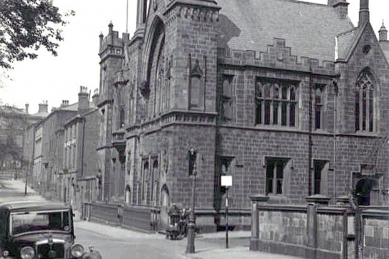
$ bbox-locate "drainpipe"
[308,67,313,196]
[333,80,338,199]
[81,117,86,178]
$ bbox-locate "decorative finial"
[379,19,388,41]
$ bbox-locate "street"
[0,179,250,259]
[74,220,188,259]
[75,225,183,259]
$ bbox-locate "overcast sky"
[0,0,387,114]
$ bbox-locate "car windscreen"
[10,210,71,235]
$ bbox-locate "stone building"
[34,100,79,200]
[93,0,389,231]
[63,86,99,209]
[22,102,49,188]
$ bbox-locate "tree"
[0,0,75,70]
[0,105,26,172]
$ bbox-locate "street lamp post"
[24,161,29,195]
[221,175,232,249]
[186,147,197,254]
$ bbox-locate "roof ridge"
[337,27,359,38]
[270,0,330,7]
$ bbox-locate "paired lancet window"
[355,69,375,132]
[255,79,298,127]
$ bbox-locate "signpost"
[221,175,232,249]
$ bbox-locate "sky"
[0,0,388,114]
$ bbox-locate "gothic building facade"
[95,0,389,230]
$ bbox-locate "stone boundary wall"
[84,202,159,233]
[84,202,119,226]
[250,195,389,259]
[84,202,251,233]
[362,209,389,259]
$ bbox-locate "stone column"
[249,194,269,251]
[305,194,331,259]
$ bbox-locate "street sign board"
[221,175,232,187]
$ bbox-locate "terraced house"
[89,0,389,232]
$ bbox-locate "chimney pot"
[108,21,113,33]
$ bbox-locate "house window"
[221,76,234,121]
[355,69,375,132]
[266,157,289,195]
[313,160,328,195]
[255,79,298,127]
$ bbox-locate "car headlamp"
[20,246,35,259]
[71,244,85,258]
[2,250,9,257]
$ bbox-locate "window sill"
[354,131,379,137]
[266,194,289,204]
[254,125,298,131]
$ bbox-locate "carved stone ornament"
[153,0,158,11]
[139,80,150,98]
[177,5,219,22]
[166,55,173,80]
[191,59,203,78]
[276,51,284,62]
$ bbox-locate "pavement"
[0,179,304,259]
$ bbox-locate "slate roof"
[58,102,78,111]
[217,0,354,63]
[337,27,360,60]
[379,41,389,62]
[33,111,49,118]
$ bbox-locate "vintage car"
[0,201,101,259]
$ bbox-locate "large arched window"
[255,79,299,127]
[355,69,375,132]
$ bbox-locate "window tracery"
[355,70,375,132]
[255,79,298,127]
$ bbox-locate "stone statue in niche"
[189,58,204,108]
[163,150,169,173]
[139,80,150,98]
[166,55,173,80]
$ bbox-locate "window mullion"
[277,101,281,125]
[366,88,370,132]
[273,162,277,195]
[359,89,362,131]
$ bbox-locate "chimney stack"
[25,103,29,114]
[38,101,48,113]
[359,0,369,26]
[328,0,349,19]
[92,88,100,106]
[78,86,90,112]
